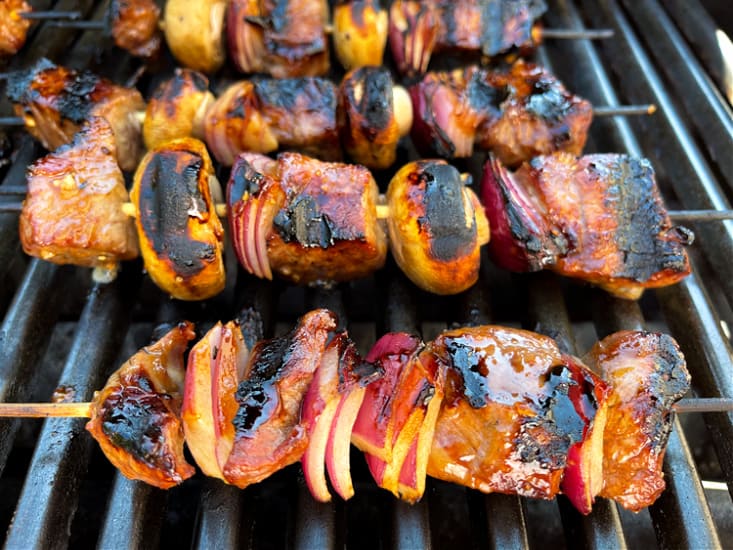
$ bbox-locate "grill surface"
[1,1,733,549]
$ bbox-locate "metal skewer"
[46,20,106,31]
[18,10,83,20]
[0,396,727,418]
[0,101,657,132]
[541,28,615,40]
[1,195,733,224]
[593,104,657,116]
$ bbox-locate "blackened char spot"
[354,67,392,134]
[444,338,489,408]
[269,0,291,33]
[419,162,476,261]
[599,156,690,281]
[526,78,572,123]
[255,77,336,115]
[235,307,265,349]
[480,0,545,56]
[55,70,102,124]
[543,365,585,444]
[350,0,367,27]
[139,150,214,278]
[514,363,586,467]
[100,385,176,474]
[466,69,507,118]
[6,58,56,102]
[227,159,265,208]
[232,333,292,436]
[273,195,337,248]
[640,333,690,447]
[441,2,458,46]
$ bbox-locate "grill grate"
[1,0,732,548]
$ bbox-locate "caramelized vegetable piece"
[143,69,215,150]
[302,332,380,501]
[353,333,444,503]
[164,0,227,73]
[227,0,330,78]
[205,78,339,165]
[0,0,32,58]
[388,0,439,78]
[19,117,139,272]
[204,81,279,166]
[182,321,250,481]
[587,331,690,511]
[475,61,593,166]
[481,153,693,299]
[333,0,388,70]
[228,152,388,286]
[110,0,162,59]
[131,137,225,301]
[7,58,145,171]
[410,61,592,166]
[389,0,547,77]
[386,160,489,295]
[86,322,197,489]
[427,326,608,505]
[410,66,490,159]
[223,309,337,488]
[338,66,412,170]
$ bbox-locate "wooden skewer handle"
[0,402,92,418]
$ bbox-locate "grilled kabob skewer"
[12,0,609,75]
[3,137,728,299]
[389,0,613,77]
[408,61,660,166]
[481,152,695,299]
[0,59,656,171]
[11,131,489,297]
[2,0,162,60]
[0,62,413,171]
[0,311,716,514]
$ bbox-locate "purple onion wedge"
[480,155,568,272]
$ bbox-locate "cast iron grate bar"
[661,0,733,107]
[620,0,733,196]
[3,278,135,550]
[0,260,64,477]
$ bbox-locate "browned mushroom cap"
[143,68,215,150]
[163,0,227,74]
[386,159,489,295]
[131,137,225,301]
[332,0,388,70]
[337,66,412,170]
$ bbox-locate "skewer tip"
[593,104,658,117]
[541,28,615,40]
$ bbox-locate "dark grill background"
[1,0,732,548]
